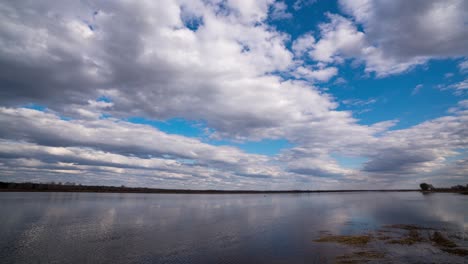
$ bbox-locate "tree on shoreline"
[420,183,434,191]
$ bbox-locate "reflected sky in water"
[0,192,466,263]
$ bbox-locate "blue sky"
[0,0,466,189]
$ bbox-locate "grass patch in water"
[375,230,393,240]
[441,247,468,256]
[431,231,457,248]
[429,231,468,256]
[383,224,432,230]
[387,229,425,245]
[377,235,391,241]
[314,235,372,246]
[315,225,468,260]
[335,251,385,264]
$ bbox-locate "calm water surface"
[0,192,467,263]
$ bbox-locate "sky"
[0,0,467,190]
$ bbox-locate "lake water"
[0,192,467,263]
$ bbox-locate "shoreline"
[0,189,423,194]
[1,182,466,194]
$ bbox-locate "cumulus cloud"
[0,104,466,188]
[438,79,468,96]
[340,0,468,57]
[0,0,298,139]
[309,14,366,63]
[0,106,381,183]
[302,14,426,76]
[293,0,317,11]
[0,107,296,189]
[293,0,468,77]
[270,1,292,20]
[292,33,315,57]
[291,66,338,82]
[0,0,367,143]
[363,108,468,177]
[459,59,468,72]
[0,107,271,167]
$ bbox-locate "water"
[0,192,466,263]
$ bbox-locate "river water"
[0,192,466,263]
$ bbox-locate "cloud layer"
[0,0,467,189]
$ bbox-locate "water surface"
[0,192,466,263]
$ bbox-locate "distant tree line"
[0,181,424,194]
[1,181,466,194]
[420,182,468,192]
[0,181,200,193]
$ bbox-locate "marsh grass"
[314,235,372,246]
[387,229,425,245]
[429,231,468,256]
[316,224,468,262]
[431,231,457,248]
[440,248,468,256]
[383,224,433,231]
[335,250,386,263]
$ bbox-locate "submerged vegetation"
[314,224,468,262]
[441,248,468,257]
[335,251,386,264]
[430,232,468,256]
[384,224,430,245]
[383,224,433,230]
[431,231,457,248]
[387,229,425,245]
[314,235,372,246]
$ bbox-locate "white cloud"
[342,98,377,107]
[309,14,366,63]
[412,84,423,95]
[439,79,468,96]
[0,107,296,189]
[339,0,468,58]
[293,0,316,11]
[459,59,468,72]
[451,80,468,91]
[0,107,269,167]
[306,14,426,76]
[292,66,338,82]
[363,107,468,176]
[0,104,466,188]
[0,0,318,140]
[270,1,292,20]
[293,0,468,77]
[292,33,315,57]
